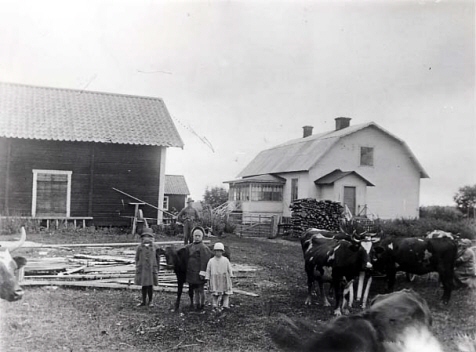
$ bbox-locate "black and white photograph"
[0,0,474,351]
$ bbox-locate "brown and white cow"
[0,227,27,301]
[272,289,443,352]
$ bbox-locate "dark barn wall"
[166,194,186,213]
[0,138,163,226]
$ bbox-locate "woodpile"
[21,244,260,297]
[289,199,344,237]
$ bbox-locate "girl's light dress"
[206,256,233,295]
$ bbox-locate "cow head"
[348,230,381,271]
[0,227,27,301]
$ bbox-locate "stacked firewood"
[289,199,344,237]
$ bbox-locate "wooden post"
[74,219,77,228]
[4,139,11,215]
[83,219,86,228]
[88,144,95,217]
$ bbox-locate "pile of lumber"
[21,246,260,297]
[289,199,344,237]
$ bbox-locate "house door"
[33,170,72,217]
[343,186,356,216]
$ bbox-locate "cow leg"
[175,278,184,312]
[304,262,314,305]
[386,268,397,293]
[361,276,373,309]
[356,271,365,303]
[189,284,195,308]
[317,278,331,307]
[332,275,343,316]
[438,269,454,304]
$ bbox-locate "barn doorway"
[32,170,72,217]
[343,186,356,215]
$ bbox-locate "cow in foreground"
[301,228,377,315]
[372,236,458,304]
[0,227,27,302]
[272,289,443,352]
[157,239,231,312]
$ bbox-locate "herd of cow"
[301,227,458,316]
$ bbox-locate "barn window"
[163,196,169,211]
[291,178,299,202]
[32,170,72,217]
[360,147,374,166]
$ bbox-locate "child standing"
[206,242,233,312]
[134,228,159,307]
[186,227,212,311]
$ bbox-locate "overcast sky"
[0,0,474,206]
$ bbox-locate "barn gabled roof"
[238,122,429,179]
[0,82,184,147]
[315,169,375,186]
[165,175,190,195]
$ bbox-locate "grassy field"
[1,231,476,351]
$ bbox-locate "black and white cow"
[301,228,378,315]
[0,227,27,302]
[372,236,458,303]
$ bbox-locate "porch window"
[229,184,250,201]
[250,184,283,201]
[360,147,374,166]
[163,196,169,211]
[32,170,72,217]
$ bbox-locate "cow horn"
[10,227,26,252]
[351,233,361,243]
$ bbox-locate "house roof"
[0,82,184,147]
[224,174,286,185]
[165,175,190,195]
[238,122,429,178]
[315,169,375,186]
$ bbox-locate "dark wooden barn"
[0,82,184,227]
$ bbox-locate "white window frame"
[32,169,72,217]
[163,196,169,211]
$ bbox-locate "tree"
[454,184,476,218]
[203,186,229,209]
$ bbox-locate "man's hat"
[141,228,154,238]
[187,198,194,203]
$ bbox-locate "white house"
[225,118,429,219]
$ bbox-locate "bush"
[0,217,42,235]
[379,217,476,239]
[419,206,463,222]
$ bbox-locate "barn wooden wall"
[0,138,164,226]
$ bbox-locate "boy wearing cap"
[206,242,234,312]
[186,227,212,311]
[134,228,160,307]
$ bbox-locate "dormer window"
[360,147,374,166]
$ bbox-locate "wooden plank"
[72,254,135,264]
[233,289,260,297]
[21,280,179,293]
[21,240,209,249]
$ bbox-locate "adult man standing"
[177,198,200,245]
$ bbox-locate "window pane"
[361,147,374,166]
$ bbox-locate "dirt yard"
[1,231,475,351]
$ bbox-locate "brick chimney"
[302,125,313,138]
[335,117,351,131]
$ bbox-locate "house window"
[163,196,169,211]
[32,170,72,217]
[230,184,250,201]
[291,178,299,202]
[250,184,283,201]
[360,147,374,166]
